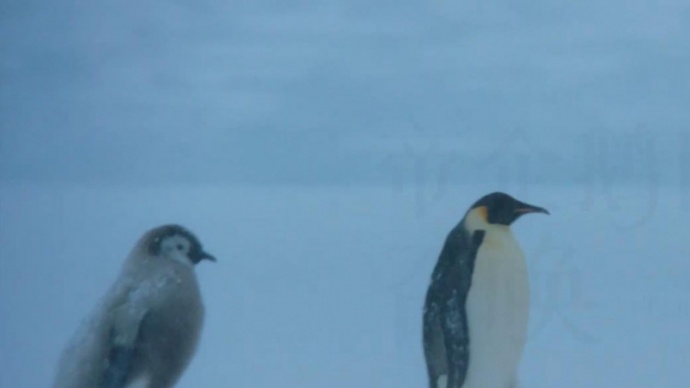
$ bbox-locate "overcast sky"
[2,0,689,186]
[2,2,690,387]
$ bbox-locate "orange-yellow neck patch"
[475,205,488,222]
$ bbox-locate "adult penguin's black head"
[469,192,549,226]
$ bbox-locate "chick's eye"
[176,244,184,251]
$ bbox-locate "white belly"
[463,231,529,388]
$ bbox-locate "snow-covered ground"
[1,183,688,387]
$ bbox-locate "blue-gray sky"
[2,0,689,185]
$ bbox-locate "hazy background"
[1,0,689,387]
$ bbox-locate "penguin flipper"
[436,229,485,388]
[438,281,470,388]
[423,291,444,388]
[103,297,150,388]
[104,343,135,388]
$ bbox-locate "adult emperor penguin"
[53,224,216,388]
[422,192,548,388]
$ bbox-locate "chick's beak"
[199,251,217,262]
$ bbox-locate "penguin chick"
[53,224,216,388]
[423,192,548,388]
